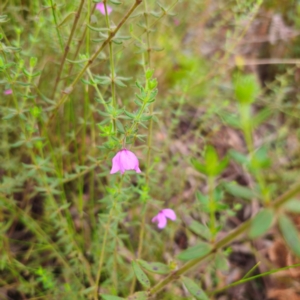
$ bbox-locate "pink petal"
[173,18,180,26]
[110,151,121,174]
[135,166,141,173]
[106,5,112,14]
[4,89,12,95]
[120,150,140,173]
[162,209,176,221]
[152,213,167,229]
[96,2,112,15]
[110,149,141,174]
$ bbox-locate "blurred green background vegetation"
[1,0,300,299]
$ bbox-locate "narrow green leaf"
[223,182,254,200]
[124,110,136,119]
[214,156,229,175]
[188,220,211,240]
[3,46,22,53]
[115,120,125,133]
[101,295,125,300]
[57,12,76,27]
[15,81,32,87]
[215,253,229,271]
[130,12,143,18]
[181,276,209,300]
[140,115,152,121]
[81,78,95,85]
[0,15,9,23]
[219,112,241,128]
[177,242,212,261]
[115,36,131,41]
[279,214,300,256]
[134,99,143,107]
[191,158,206,175]
[205,145,218,168]
[205,145,228,176]
[115,79,127,87]
[30,70,41,78]
[112,39,123,45]
[284,199,300,213]
[152,46,164,52]
[249,208,274,238]
[92,38,106,42]
[228,149,248,165]
[66,58,89,64]
[22,68,41,78]
[132,261,151,288]
[117,76,132,81]
[151,11,162,18]
[127,292,148,300]
[233,73,259,104]
[196,191,209,212]
[250,146,271,170]
[137,259,170,275]
[252,108,272,128]
[109,0,122,4]
[87,24,110,32]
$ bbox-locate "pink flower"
[4,89,12,95]
[96,2,112,15]
[110,149,141,174]
[152,209,176,229]
[173,18,180,26]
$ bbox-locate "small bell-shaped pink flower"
[4,89,12,95]
[96,2,112,15]
[152,209,176,229]
[110,149,141,174]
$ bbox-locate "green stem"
[129,112,151,291]
[147,180,300,296]
[209,262,300,295]
[94,200,117,300]
[51,0,86,99]
[113,240,119,290]
[86,0,91,55]
[49,0,63,49]
[68,4,97,77]
[87,68,109,111]
[143,0,151,67]
[104,0,117,130]
[109,42,116,108]
[132,0,153,293]
[208,176,216,240]
[127,91,151,136]
[240,104,269,204]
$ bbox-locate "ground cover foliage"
[1,0,300,299]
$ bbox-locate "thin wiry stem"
[49,0,63,50]
[94,176,123,300]
[104,0,117,130]
[51,0,86,100]
[209,262,300,295]
[68,4,97,77]
[131,0,152,293]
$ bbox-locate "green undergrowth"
[1,0,300,299]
